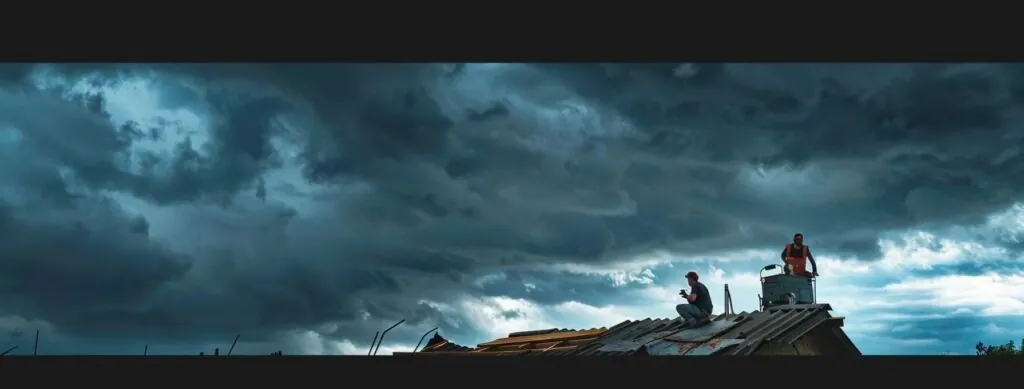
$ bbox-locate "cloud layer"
[0,63,1023,355]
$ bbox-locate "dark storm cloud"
[3,63,1024,353]
[130,93,293,204]
[546,63,1024,256]
[0,201,189,309]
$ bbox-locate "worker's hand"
[812,271,819,277]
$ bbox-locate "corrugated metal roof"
[508,328,593,337]
[410,327,608,356]
[479,328,607,348]
[718,304,834,355]
[398,304,853,356]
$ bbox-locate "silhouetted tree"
[975,339,1023,355]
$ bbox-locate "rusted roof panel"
[588,315,744,355]
[398,327,607,356]
[595,329,679,353]
[478,328,607,347]
[564,304,832,356]
[645,337,743,356]
[644,339,700,356]
[683,338,744,355]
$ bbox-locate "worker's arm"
[686,291,697,303]
[807,248,819,276]
[780,247,788,261]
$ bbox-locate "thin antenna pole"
[33,330,39,356]
[373,319,406,356]
[227,334,240,356]
[1,346,17,356]
[368,332,379,356]
[413,327,439,352]
[144,344,149,356]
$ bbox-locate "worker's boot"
[678,317,697,328]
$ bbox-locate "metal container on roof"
[759,262,816,308]
[762,274,814,306]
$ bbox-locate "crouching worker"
[676,271,714,327]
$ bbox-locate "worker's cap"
[685,272,699,280]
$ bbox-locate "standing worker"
[676,272,713,327]
[782,233,819,277]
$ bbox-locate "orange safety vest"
[783,243,810,276]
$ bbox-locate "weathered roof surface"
[407,327,608,356]
[396,304,854,356]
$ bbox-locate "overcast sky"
[0,63,1022,355]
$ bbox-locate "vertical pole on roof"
[723,284,734,315]
[33,330,39,356]
[813,278,817,304]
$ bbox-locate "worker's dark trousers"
[676,304,709,323]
